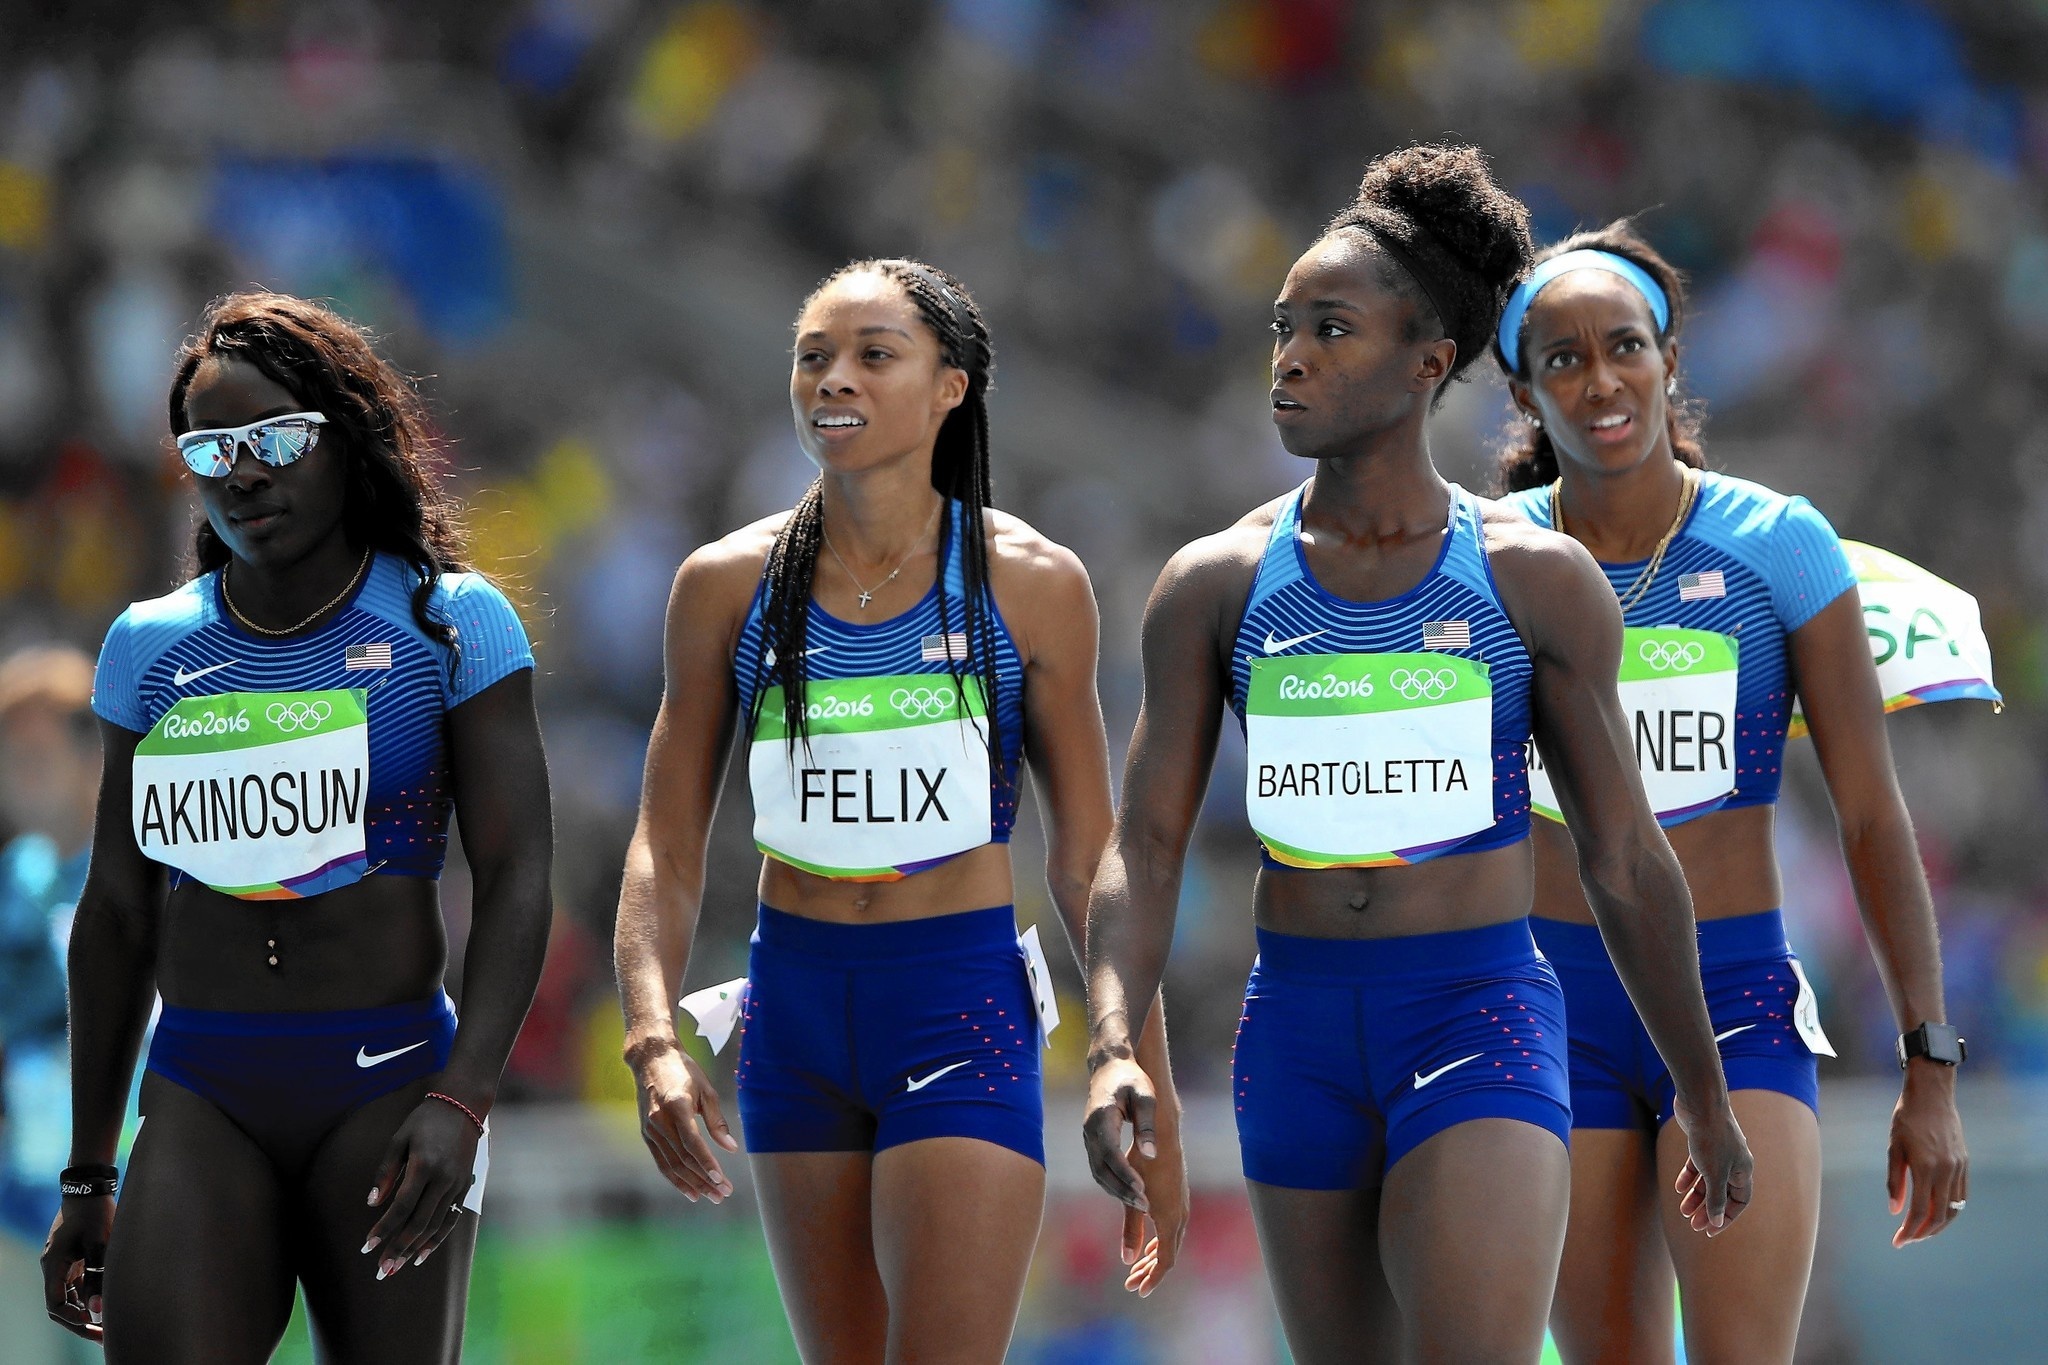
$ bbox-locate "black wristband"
[59,1164,119,1199]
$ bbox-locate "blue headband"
[1496,249,1670,375]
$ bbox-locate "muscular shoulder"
[675,512,786,605]
[1478,501,1617,647]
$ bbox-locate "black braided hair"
[747,259,1006,795]
[1324,143,1534,407]
[1493,219,1706,493]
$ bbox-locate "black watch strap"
[1896,1022,1966,1070]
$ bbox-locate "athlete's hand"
[1888,1062,1967,1246]
[634,1043,737,1204]
[1121,1108,1188,1297]
[1083,1053,1157,1215]
[41,1196,114,1341]
[1671,1095,1753,1236]
[363,1095,482,1280]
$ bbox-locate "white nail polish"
[375,1266,387,1281]
[361,1240,376,1255]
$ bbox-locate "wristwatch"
[1896,1022,1966,1070]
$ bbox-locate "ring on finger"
[1949,1199,1966,1211]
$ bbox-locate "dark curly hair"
[1325,142,1534,405]
[1493,220,1706,492]
[746,259,1006,791]
[167,291,471,657]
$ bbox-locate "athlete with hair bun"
[43,292,551,1363]
[1082,146,1752,1363]
[614,259,1184,1363]
[1494,222,1967,1364]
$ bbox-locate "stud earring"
[1528,415,1543,429]
[1666,379,1677,396]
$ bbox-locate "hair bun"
[1356,143,1532,294]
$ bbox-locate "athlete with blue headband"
[1495,222,1968,1364]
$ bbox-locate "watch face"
[1924,1024,1965,1065]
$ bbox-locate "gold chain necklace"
[222,547,372,637]
[821,500,941,610]
[1551,465,1697,614]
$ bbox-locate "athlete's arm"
[365,665,555,1275]
[1791,589,1965,1245]
[1491,519,1753,1234]
[43,720,163,1340]
[614,541,753,1204]
[1000,521,1185,1292]
[1082,537,1238,1216]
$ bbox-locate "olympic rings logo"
[1390,668,1457,701]
[890,686,958,720]
[1638,640,1707,673]
[266,700,334,733]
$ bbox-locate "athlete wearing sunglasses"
[175,411,328,479]
[45,293,550,1364]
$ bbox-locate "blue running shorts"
[736,904,1044,1165]
[144,990,487,1208]
[1231,917,1571,1190]
[1531,909,1821,1130]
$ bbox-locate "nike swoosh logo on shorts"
[1413,1053,1484,1089]
[1713,1024,1757,1043]
[172,660,238,686]
[904,1060,971,1093]
[1262,628,1327,654]
[356,1040,429,1069]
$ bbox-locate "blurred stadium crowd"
[0,0,2044,1356]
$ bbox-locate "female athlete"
[614,259,1184,1364]
[40,293,551,1362]
[1082,146,1752,1363]
[1493,222,1967,1363]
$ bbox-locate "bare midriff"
[1530,802,1781,926]
[758,839,1017,923]
[1253,839,1533,940]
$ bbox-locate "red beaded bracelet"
[424,1091,486,1135]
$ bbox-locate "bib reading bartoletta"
[93,554,534,900]
[735,501,1026,882]
[1230,483,1533,869]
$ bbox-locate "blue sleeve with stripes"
[1763,496,1856,633]
[442,575,535,705]
[91,609,148,733]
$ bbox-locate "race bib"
[1530,627,1739,827]
[1244,653,1494,868]
[132,690,370,899]
[1789,542,2000,739]
[750,675,993,880]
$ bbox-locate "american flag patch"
[921,632,968,662]
[1421,620,1470,650]
[1677,571,1726,601]
[344,643,393,671]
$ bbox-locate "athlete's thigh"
[101,1075,297,1365]
[1656,1089,1819,1365]
[1244,1180,1401,1365]
[753,1150,889,1365]
[869,1136,1043,1365]
[1550,1127,1674,1365]
[1379,1117,1570,1365]
[292,1080,478,1365]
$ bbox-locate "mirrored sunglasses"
[175,412,329,478]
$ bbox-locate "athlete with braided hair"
[615,259,1184,1362]
[1495,222,1967,1363]
[1083,146,1750,1362]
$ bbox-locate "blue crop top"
[734,500,1027,871]
[1501,469,1855,816]
[1230,483,1534,868]
[92,554,533,892]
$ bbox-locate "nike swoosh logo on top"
[1262,629,1327,654]
[172,660,238,686]
[356,1040,429,1069]
[904,1060,971,1093]
[1713,1024,1758,1043]
[1413,1053,1485,1089]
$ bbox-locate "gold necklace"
[222,547,372,637]
[1551,465,1697,614]
[821,501,942,610]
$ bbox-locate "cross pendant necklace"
[822,500,942,611]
